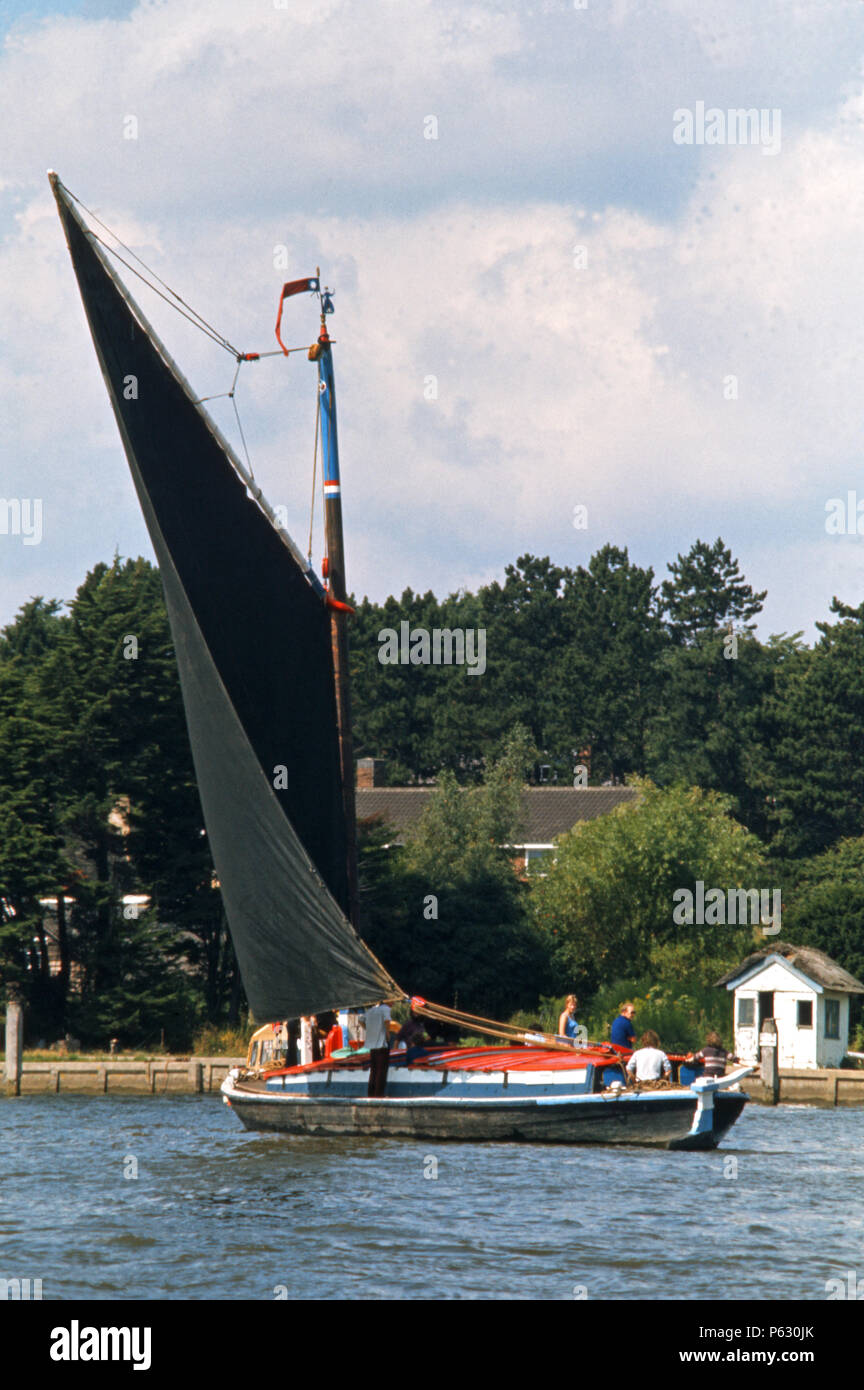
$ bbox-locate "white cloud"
[3,0,864,639]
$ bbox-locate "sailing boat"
[51,173,752,1149]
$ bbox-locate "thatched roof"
[716,941,864,994]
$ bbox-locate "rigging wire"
[61,182,319,363]
[60,179,322,531]
[410,998,617,1056]
[86,229,240,354]
[230,365,255,482]
[60,182,242,357]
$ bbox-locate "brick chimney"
[356,757,387,789]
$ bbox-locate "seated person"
[689,1031,736,1078]
[397,1012,427,1049]
[626,1030,672,1083]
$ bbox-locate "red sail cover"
[51,177,399,1020]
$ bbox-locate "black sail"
[52,176,399,1020]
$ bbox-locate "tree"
[0,599,69,1029]
[67,901,201,1049]
[48,557,238,1036]
[646,630,803,839]
[474,555,574,766]
[358,731,550,1018]
[0,559,241,1044]
[661,538,766,645]
[532,780,767,997]
[766,598,864,858]
[781,837,864,987]
[550,546,664,782]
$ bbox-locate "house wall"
[817,993,848,1068]
[774,987,817,1069]
[732,988,818,1067]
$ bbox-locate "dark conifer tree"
[661,538,766,644]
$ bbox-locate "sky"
[2,0,864,638]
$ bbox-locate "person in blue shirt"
[557,994,581,1041]
[610,1002,636,1050]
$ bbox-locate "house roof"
[356,785,639,845]
[715,941,864,994]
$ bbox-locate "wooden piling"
[4,1001,23,1097]
[760,1018,780,1105]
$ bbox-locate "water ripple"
[0,1095,859,1299]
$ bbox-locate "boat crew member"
[689,1032,736,1078]
[299,1016,314,1067]
[626,1030,672,1083]
[324,1017,344,1058]
[396,1011,427,1060]
[364,1000,392,1097]
[610,1002,636,1050]
[558,995,581,1041]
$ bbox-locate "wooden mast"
[312,289,360,928]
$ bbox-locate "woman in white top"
[626,1029,672,1083]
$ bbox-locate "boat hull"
[222,1082,747,1149]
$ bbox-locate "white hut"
[716,942,864,1070]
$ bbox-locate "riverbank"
[745,1065,864,1106]
[2,1056,243,1095]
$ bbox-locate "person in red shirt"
[324,1018,344,1058]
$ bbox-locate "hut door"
[758,992,774,1028]
[758,991,783,1061]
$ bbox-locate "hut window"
[737,996,755,1027]
[796,1000,813,1029]
[825,999,840,1039]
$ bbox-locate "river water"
[1,1095,862,1300]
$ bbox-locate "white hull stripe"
[221,1080,712,1108]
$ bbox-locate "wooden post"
[760,1017,779,1105]
[189,1061,203,1094]
[4,1000,23,1097]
